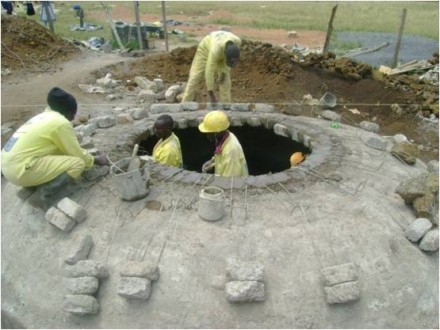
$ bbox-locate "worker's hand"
[202,159,215,173]
[94,154,109,166]
[208,90,217,106]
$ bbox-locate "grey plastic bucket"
[111,158,150,201]
[198,186,225,222]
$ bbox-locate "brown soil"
[1,14,438,163]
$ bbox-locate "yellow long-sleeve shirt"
[214,132,248,177]
[198,31,242,91]
[1,107,94,182]
[152,133,183,168]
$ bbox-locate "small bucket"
[111,158,150,201]
[319,92,337,108]
[198,186,225,222]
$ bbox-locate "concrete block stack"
[117,261,160,301]
[225,260,265,303]
[321,263,360,304]
[45,198,87,232]
[63,260,109,315]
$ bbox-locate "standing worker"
[40,1,56,29]
[198,110,248,177]
[1,87,109,209]
[182,30,241,106]
[152,114,183,168]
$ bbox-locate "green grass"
[17,1,439,44]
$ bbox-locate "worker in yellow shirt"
[199,110,248,177]
[152,114,183,168]
[182,30,241,105]
[1,87,109,209]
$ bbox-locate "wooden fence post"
[323,5,338,52]
[391,8,407,68]
[133,0,144,50]
[161,1,169,52]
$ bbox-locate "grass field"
[17,1,439,45]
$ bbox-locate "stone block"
[137,90,158,104]
[391,142,419,165]
[176,118,188,129]
[150,103,182,114]
[413,193,438,222]
[65,234,94,265]
[321,110,341,122]
[321,263,358,286]
[129,108,149,120]
[405,218,433,242]
[324,281,360,304]
[165,85,184,103]
[366,137,388,151]
[80,136,94,149]
[427,160,439,173]
[67,260,109,279]
[247,117,261,127]
[75,123,96,137]
[45,207,76,232]
[63,294,99,315]
[254,103,275,113]
[57,198,87,223]
[154,78,164,91]
[66,276,99,295]
[419,229,439,252]
[225,281,265,303]
[359,121,379,133]
[96,116,116,128]
[395,173,439,204]
[273,123,289,137]
[226,260,264,282]
[118,277,152,300]
[134,76,158,92]
[182,102,199,111]
[229,116,244,127]
[231,103,250,111]
[120,261,160,281]
[117,113,134,124]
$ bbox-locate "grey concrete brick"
[117,113,134,124]
[225,281,265,303]
[63,294,99,315]
[260,116,277,130]
[66,260,109,279]
[321,263,358,286]
[129,108,149,120]
[45,207,76,232]
[150,103,183,114]
[118,277,152,301]
[226,260,264,282]
[359,121,380,133]
[366,137,388,151]
[176,118,188,129]
[229,116,244,127]
[405,218,433,242]
[66,276,99,295]
[231,103,250,111]
[64,234,94,266]
[254,103,275,113]
[419,229,439,252]
[182,102,199,111]
[154,78,164,91]
[290,128,299,142]
[324,281,360,304]
[120,261,160,281]
[273,123,289,137]
[57,198,87,223]
[302,135,312,148]
[247,117,261,127]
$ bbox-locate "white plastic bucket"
[198,186,225,222]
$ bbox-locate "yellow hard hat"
[198,110,230,133]
[290,152,305,166]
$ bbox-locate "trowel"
[127,144,141,172]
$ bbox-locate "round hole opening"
[139,125,311,175]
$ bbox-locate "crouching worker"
[1,87,109,210]
[198,110,248,177]
[152,114,183,168]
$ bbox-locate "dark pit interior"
[139,126,311,175]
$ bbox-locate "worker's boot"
[29,173,78,210]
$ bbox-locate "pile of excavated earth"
[1,13,439,329]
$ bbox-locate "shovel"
[127,144,141,172]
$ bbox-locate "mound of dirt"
[1,15,79,74]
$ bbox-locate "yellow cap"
[198,110,230,133]
[290,152,305,166]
